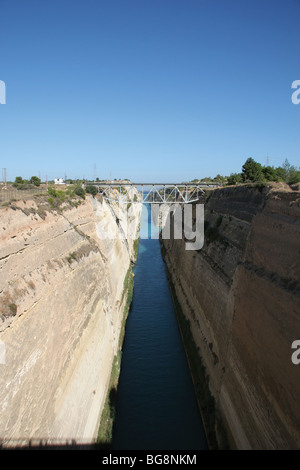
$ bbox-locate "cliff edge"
[0,193,141,446]
[162,183,300,449]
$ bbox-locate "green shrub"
[55,190,66,201]
[30,176,41,186]
[204,223,229,249]
[48,187,57,197]
[18,184,34,190]
[85,185,98,197]
[66,252,78,263]
[47,187,67,207]
[14,176,23,184]
[74,186,85,199]
[66,188,75,197]
[227,173,242,185]
[133,237,139,260]
[9,303,17,316]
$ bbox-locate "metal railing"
[89,182,219,204]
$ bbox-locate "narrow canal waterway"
[112,204,207,450]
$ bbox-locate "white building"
[54,178,64,185]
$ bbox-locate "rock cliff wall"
[0,193,141,446]
[162,184,300,449]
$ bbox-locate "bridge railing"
[86,182,221,204]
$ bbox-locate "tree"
[280,159,300,184]
[262,166,279,182]
[30,176,41,186]
[213,174,227,184]
[275,166,285,181]
[15,176,23,184]
[227,173,242,185]
[241,158,264,182]
[85,185,98,197]
[288,169,300,184]
[74,186,85,199]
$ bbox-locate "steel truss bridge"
[86,182,221,204]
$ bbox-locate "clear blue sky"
[0,0,299,182]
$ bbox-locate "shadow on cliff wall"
[0,388,119,450]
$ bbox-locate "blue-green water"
[112,205,207,450]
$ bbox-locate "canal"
[112,204,207,450]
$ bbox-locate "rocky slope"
[162,183,300,449]
[0,192,141,446]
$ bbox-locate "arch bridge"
[86,182,221,204]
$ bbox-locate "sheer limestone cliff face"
[162,184,300,449]
[0,194,141,444]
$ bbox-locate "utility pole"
[2,168,7,189]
